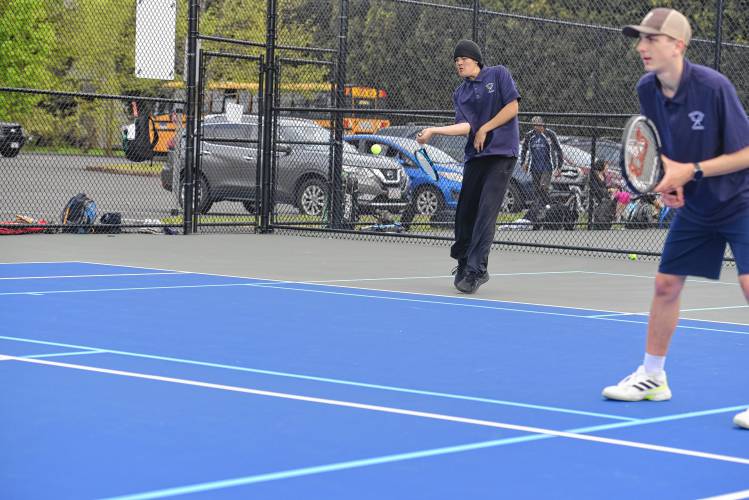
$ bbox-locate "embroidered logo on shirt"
[688,111,705,131]
[485,82,495,93]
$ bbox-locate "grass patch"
[25,146,127,157]
[84,163,163,177]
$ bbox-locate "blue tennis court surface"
[1,261,748,499]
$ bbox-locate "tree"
[0,0,55,120]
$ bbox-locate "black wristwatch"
[692,162,704,181]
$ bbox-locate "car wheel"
[178,173,213,214]
[501,182,523,213]
[413,186,443,216]
[297,177,327,217]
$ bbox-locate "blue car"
[345,134,464,216]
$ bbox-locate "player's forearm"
[431,123,471,136]
[700,145,749,178]
[478,100,519,134]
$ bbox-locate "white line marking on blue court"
[0,272,188,280]
[100,404,749,499]
[252,283,749,334]
[62,261,749,326]
[6,354,749,469]
[22,350,106,359]
[0,335,633,421]
[698,489,749,500]
[99,402,749,500]
[1,279,747,333]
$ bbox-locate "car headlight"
[441,171,463,183]
[342,165,375,181]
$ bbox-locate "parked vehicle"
[374,126,589,213]
[0,122,25,157]
[161,117,410,215]
[345,134,463,216]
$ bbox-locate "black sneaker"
[456,271,490,294]
[452,260,467,288]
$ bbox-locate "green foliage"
[0,0,55,119]
[2,0,749,152]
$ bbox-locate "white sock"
[643,353,666,375]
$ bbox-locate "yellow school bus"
[149,82,390,153]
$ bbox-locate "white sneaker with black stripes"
[602,365,672,402]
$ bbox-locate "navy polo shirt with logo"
[637,58,749,224]
[454,65,521,162]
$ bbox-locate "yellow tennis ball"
[628,253,638,261]
[370,144,382,155]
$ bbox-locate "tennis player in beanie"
[453,39,483,68]
[417,39,520,294]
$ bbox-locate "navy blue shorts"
[659,212,749,279]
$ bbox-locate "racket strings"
[624,122,659,192]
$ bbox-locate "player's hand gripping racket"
[620,115,663,194]
[414,147,439,182]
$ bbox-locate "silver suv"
[161,116,410,215]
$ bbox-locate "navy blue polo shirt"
[637,59,749,224]
[454,65,521,161]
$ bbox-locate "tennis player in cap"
[416,39,520,294]
[600,8,749,429]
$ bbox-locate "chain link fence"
[0,0,745,261]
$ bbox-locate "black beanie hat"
[453,39,483,67]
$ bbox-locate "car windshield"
[283,123,357,153]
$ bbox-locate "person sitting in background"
[589,159,631,223]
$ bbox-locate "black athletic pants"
[450,155,516,274]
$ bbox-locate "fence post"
[182,0,200,235]
[587,134,597,230]
[330,0,349,228]
[714,0,725,71]
[260,0,279,233]
[472,0,480,44]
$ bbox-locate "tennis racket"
[620,115,663,194]
[414,147,439,182]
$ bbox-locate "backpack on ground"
[542,201,578,230]
[623,198,659,229]
[61,193,97,233]
[524,200,547,230]
[590,198,617,230]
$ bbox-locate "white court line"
[680,305,749,312]
[1,279,746,333]
[578,271,740,286]
[5,354,749,467]
[591,304,749,319]
[309,271,583,283]
[698,489,749,500]
[44,261,746,328]
[23,350,106,359]
[73,260,742,318]
[0,260,79,265]
[0,272,188,281]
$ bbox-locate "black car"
[0,122,25,158]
